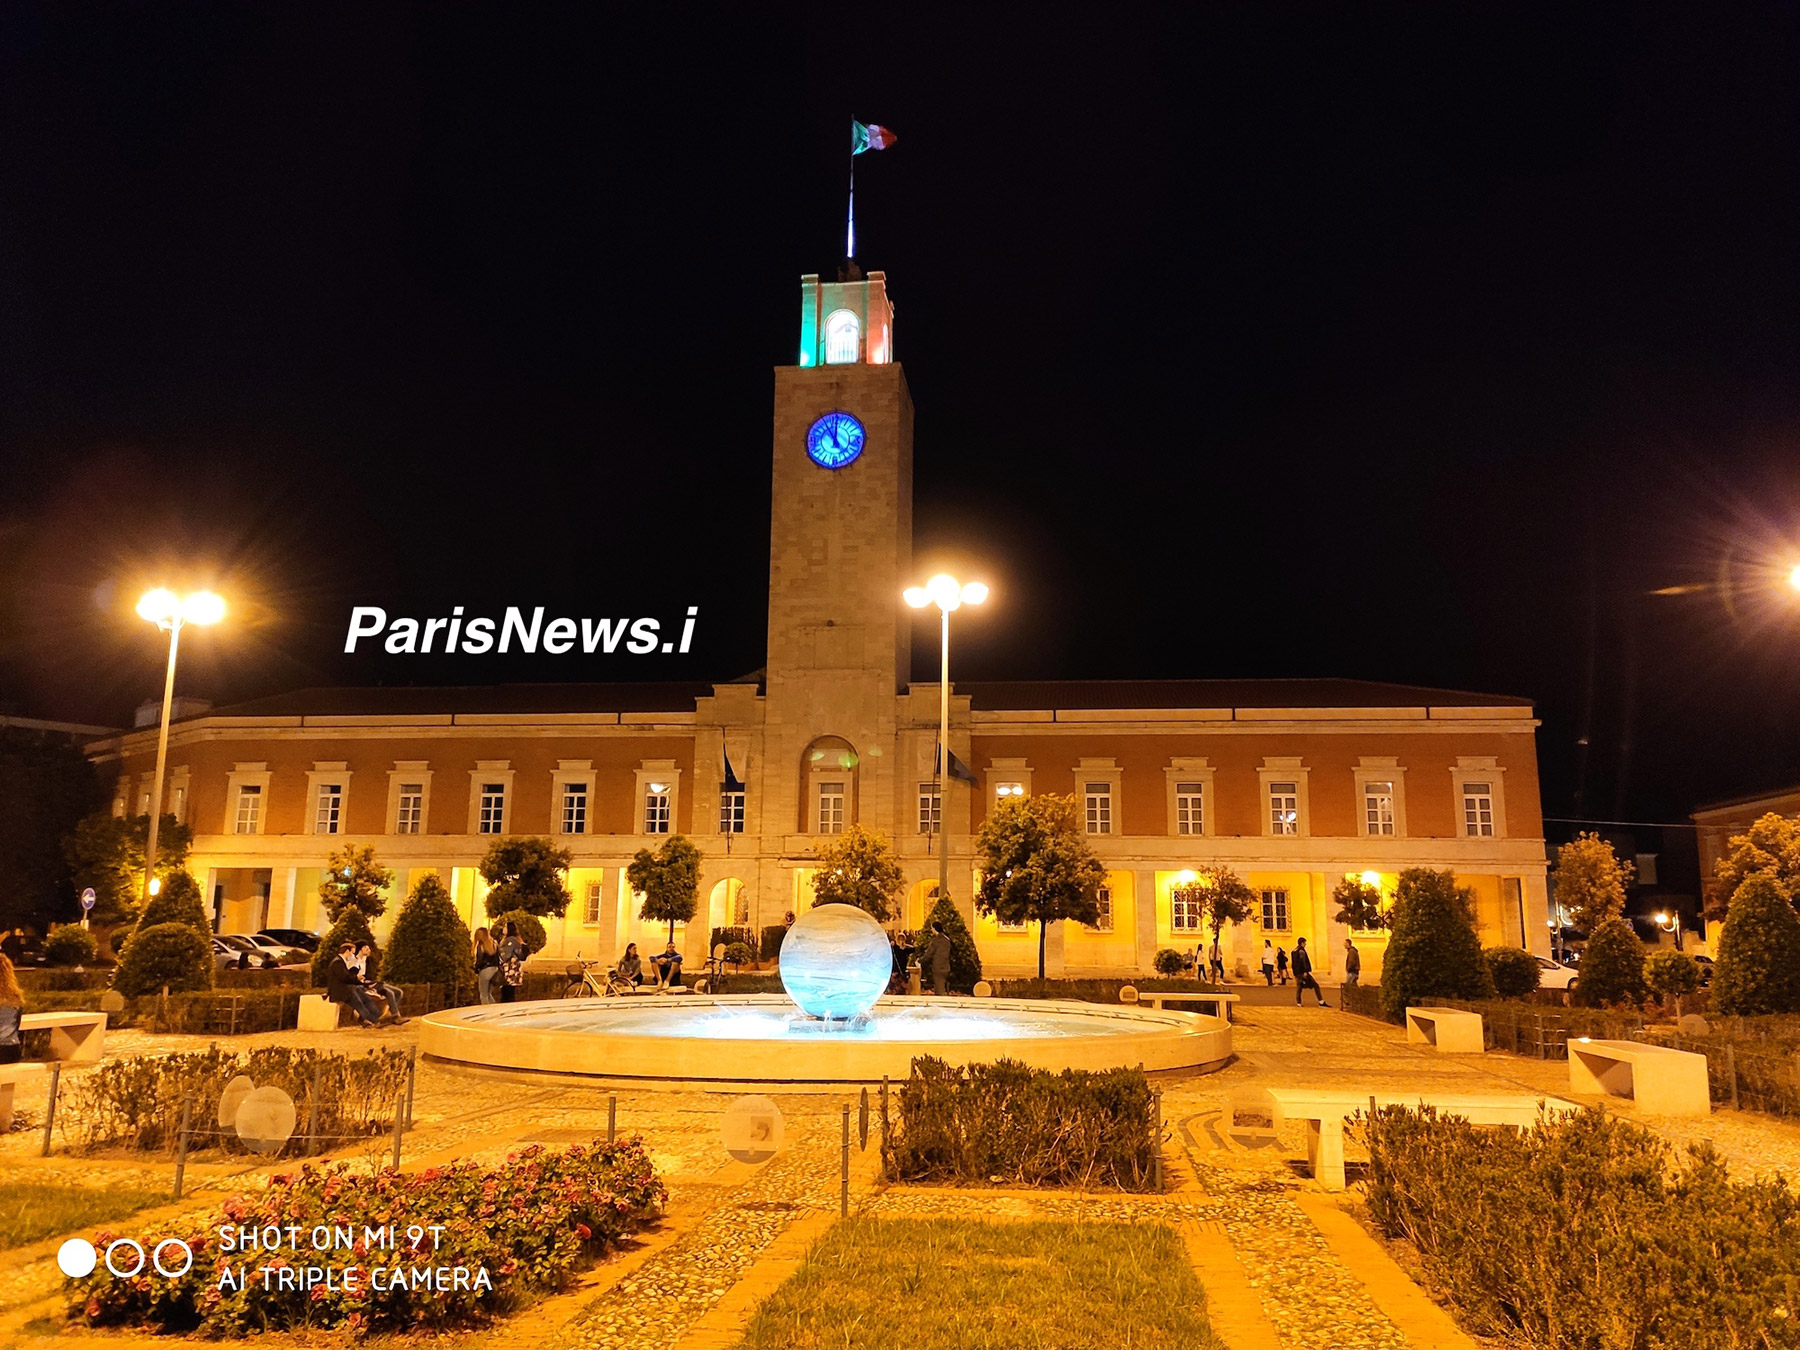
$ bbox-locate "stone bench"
[1405,1006,1485,1054]
[1265,1086,1582,1190]
[20,1010,107,1062]
[0,1061,49,1132]
[1567,1038,1711,1117]
[1134,991,1241,1023]
[297,994,345,1031]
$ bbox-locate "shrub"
[44,923,99,966]
[1379,869,1493,1020]
[882,1056,1156,1190]
[72,1138,665,1334]
[1483,946,1541,999]
[1152,948,1186,976]
[488,908,548,956]
[1714,872,1800,1015]
[383,873,475,1004]
[920,894,982,994]
[1644,949,1703,1001]
[1576,916,1648,1006]
[1364,1104,1800,1350]
[760,924,788,962]
[135,869,210,937]
[309,909,375,986]
[113,922,212,997]
[724,941,754,969]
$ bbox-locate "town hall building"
[88,266,1554,980]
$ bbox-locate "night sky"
[4,3,1800,834]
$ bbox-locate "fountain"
[420,904,1232,1084]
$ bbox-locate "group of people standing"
[1196,935,1361,1007]
[472,923,528,1003]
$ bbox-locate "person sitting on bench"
[353,941,408,1025]
[325,942,384,1027]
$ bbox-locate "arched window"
[823,309,861,364]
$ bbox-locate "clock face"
[806,412,866,470]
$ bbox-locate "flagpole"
[847,153,856,260]
[937,606,950,910]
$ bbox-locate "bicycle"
[562,955,636,999]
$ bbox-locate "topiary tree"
[309,909,376,986]
[136,870,211,938]
[318,844,394,924]
[921,892,982,994]
[1333,875,1389,931]
[1644,948,1702,1014]
[1484,946,1542,999]
[628,836,702,942]
[809,824,905,921]
[1153,948,1185,976]
[1712,872,1800,1015]
[384,872,476,1005]
[1575,917,1648,1007]
[973,793,1105,982]
[44,923,99,966]
[724,941,754,970]
[1552,833,1634,933]
[487,908,548,956]
[480,836,574,919]
[115,922,214,996]
[1379,868,1494,1020]
[1710,812,1800,919]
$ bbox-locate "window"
[234,785,262,835]
[823,308,860,364]
[478,783,506,834]
[583,881,602,925]
[994,781,1025,802]
[1084,783,1113,835]
[997,912,1028,934]
[1268,781,1299,835]
[169,784,187,823]
[1171,883,1204,934]
[1364,781,1396,836]
[817,781,846,835]
[917,783,941,835]
[1462,782,1495,837]
[395,784,423,834]
[139,790,151,815]
[719,789,746,834]
[1260,888,1290,931]
[313,783,344,834]
[1175,782,1204,835]
[644,785,671,834]
[561,782,588,835]
[1088,884,1114,933]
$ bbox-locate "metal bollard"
[305,1063,322,1156]
[1723,1043,1739,1111]
[173,1095,194,1198]
[405,1048,417,1129]
[41,1062,61,1157]
[1152,1088,1163,1191]
[608,1093,617,1144]
[858,1087,869,1150]
[840,1103,850,1217]
[392,1094,405,1170]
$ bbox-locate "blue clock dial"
[806,412,865,469]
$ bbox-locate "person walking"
[926,921,952,996]
[497,922,527,1004]
[0,952,24,1064]
[1292,937,1328,1006]
[1343,938,1362,989]
[1206,938,1226,983]
[1275,945,1289,985]
[473,927,500,1004]
[1260,940,1276,986]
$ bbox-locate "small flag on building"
[851,121,897,154]
[723,747,744,793]
[935,743,979,786]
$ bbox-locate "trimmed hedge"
[18,983,439,1034]
[882,1056,1157,1191]
[1365,1104,1800,1349]
[1378,869,1493,1020]
[384,873,476,1005]
[43,924,99,966]
[114,922,213,997]
[1714,872,1800,1015]
[1482,946,1541,998]
[1575,916,1647,1006]
[760,924,788,962]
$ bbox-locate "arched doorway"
[708,877,747,933]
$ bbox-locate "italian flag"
[852,121,897,154]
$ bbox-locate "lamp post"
[1654,908,1685,952]
[135,589,225,911]
[903,574,988,912]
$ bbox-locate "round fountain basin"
[419,994,1231,1083]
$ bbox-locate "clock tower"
[761,267,914,836]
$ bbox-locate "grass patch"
[1,1182,168,1251]
[736,1217,1223,1350]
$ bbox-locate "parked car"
[1532,954,1579,991]
[213,934,280,970]
[1690,953,1714,986]
[257,927,320,953]
[241,933,307,964]
[1,931,50,966]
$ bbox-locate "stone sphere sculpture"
[779,902,892,1020]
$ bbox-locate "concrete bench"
[1405,1006,1485,1054]
[20,1011,107,1062]
[0,1061,49,1132]
[1137,991,1241,1023]
[1567,1038,1711,1117]
[1265,1086,1581,1190]
[297,994,344,1031]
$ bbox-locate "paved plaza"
[4,999,1797,1350]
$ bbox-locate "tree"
[384,873,476,1005]
[628,836,702,942]
[1176,866,1256,947]
[1333,875,1388,931]
[480,837,574,919]
[0,728,104,932]
[809,824,904,922]
[1552,833,1633,932]
[1379,868,1494,1020]
[1484,946,1542,998]
[973,793,1105,982]
[317,844,394,924]
[62,811,193,931]
[1712,872,1800,1015]
[921,891,982,994]
[1710,813,1800,919]
[115,923,213,997]
[44,923,98,966]
[136,870,211,939]
[1644,949,1702,1014]
[1575,917,1647,1007]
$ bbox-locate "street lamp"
[903,574,988,911]
[1654,908,1685,951]
[136,589,225,910]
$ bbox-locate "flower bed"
[1365,1104,1800,1349]
[72,1138,665,1335]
